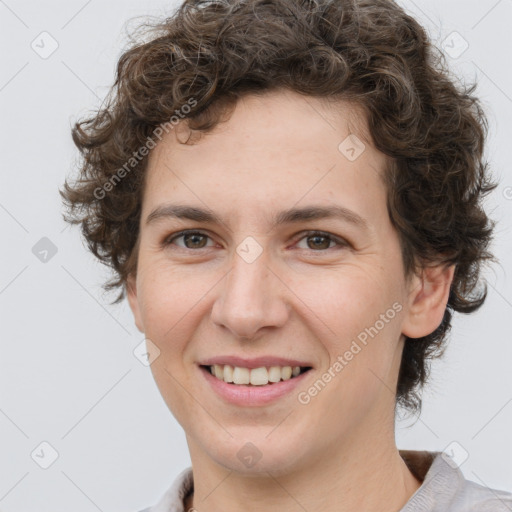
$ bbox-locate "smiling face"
[127,89,453,477]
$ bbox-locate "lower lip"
[199,366,312,406]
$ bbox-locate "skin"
[127,89,455,512]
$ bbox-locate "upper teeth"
[210,365,303,385]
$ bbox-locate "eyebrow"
[145,203,370,232]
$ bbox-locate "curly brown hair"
[60,0,498,414]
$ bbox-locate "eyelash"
[162,230,349,252]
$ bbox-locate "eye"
[162,229,349,252]
[164,230,216,250]
[294,231,348,251]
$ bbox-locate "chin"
[202,435,310,477]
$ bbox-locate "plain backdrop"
[1,0,511,511]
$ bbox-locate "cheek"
[294,266,404,399]
[136,263,210,428]
[296,265,399,341]
[137,259,213,343]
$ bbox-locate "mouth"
[200,364,313,386]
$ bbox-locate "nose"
[210,247,290,340]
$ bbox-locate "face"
[127,89,453,476]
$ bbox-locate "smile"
[203,364,312,386]
[199,364,314,406]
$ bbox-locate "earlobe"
[401,263,456,339]
[126,274,144,333]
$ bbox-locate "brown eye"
[165,231,214,249]
[306,234,332,250]
[182,233,208,249]
[295,231,348,251]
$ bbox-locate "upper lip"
[199,356,313,369]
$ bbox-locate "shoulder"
[401,450,512,512]
[136,467,194,512]
[453,477,512,512]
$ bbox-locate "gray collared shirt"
[138,450,512,512]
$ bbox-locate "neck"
[185,427,422,512]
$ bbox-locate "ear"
[401,263,456,339]
[126,273,144,333]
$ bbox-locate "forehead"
[142,90,390,232]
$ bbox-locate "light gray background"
[1,0,511,511]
